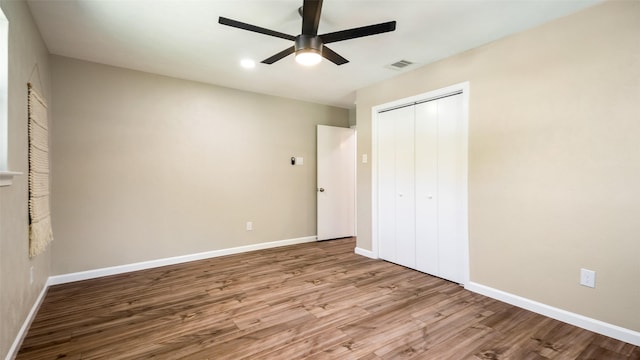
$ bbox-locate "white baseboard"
[465,281,640,347]
[354,246,377,259]
[48,236,317,286]
[5,282,48,360]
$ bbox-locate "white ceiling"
[27,0,601,109]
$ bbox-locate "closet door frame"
[371,81,470,285]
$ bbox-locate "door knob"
[318,188,325,192]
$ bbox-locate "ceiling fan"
[218,0,397,66]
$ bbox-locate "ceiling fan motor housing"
[295,35,323,55]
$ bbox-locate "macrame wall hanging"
[28,82,53,257]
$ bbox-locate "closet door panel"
[414,101,439,274]
[394,107,416,268]
[436,94,465,284]
[377,110,398,264]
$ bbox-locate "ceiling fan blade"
[261,46,296,64]
[219,17,296,41]
[301,0,323,36]
[320,21,396,44]
[321,46,349,65]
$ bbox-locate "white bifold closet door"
[378,93,465,284]
[378,105,416,269]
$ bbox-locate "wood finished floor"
[18,238,639,359]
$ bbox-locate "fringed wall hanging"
[28,82,53,257]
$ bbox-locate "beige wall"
[356,1,640,332]
[50,56,348,275]
[0,0,52,357]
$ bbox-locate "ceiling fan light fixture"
[294,35,323,66]
[295,49,322,66]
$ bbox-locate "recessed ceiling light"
[240,59,256,69]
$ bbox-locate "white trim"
[5,283,48,360]
[354,246,377,259]
[48,236,317,285]
[370,102,379,259]
[0,8,7,171]
[371,81,471,285]
[466,281,640,347]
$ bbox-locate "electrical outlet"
[246,221,253,231]
[580,268,596,288]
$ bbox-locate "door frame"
[371,81,470,285]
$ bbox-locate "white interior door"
[317,125,356,241]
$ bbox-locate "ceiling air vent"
[386,59,414,71]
